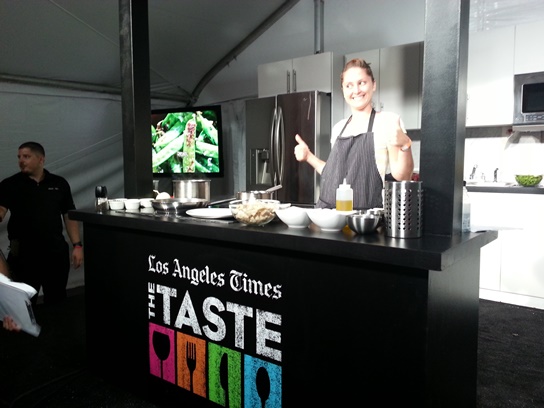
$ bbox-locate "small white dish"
[140,198,153,208]
[108,198,127,210]
[124,199,141,210]
[186,208,234,219]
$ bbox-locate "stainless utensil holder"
[384,181,423,238]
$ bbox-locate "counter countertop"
[70,208,497,273]
[467,185,544,194]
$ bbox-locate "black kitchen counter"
[70,208,496,407]
[70,208,497,272]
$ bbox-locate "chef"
[294,58,414,210]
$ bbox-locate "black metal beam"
[119,0,153,198]
[420,0,470,236]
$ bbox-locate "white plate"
[186,208,234,219]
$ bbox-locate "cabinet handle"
[286,71,290,93]
[293,69,297,92]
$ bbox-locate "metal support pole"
[119,0,153,198]
[420,0,470,236]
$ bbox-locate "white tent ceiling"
[0,0,292,104]
[1,0,543,106]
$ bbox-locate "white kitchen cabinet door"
[514,20,544,74]
[500,195,544,299]
[466,26,515,127]
[258,52,332,97]
[500,228,544,298]
[480,237,502,291]
[292,52,332,94]
[345,43,422,129]
[258,59,293,97]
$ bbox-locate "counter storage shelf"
[467,185,544,194]
[69,208,496,407]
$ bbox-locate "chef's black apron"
[317,109,383,210]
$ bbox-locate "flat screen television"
[151,104,224,178]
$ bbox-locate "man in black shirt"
[0,142,83,306]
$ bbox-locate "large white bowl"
[275,206,311,228]
[307,208,353,231]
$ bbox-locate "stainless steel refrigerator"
[245,90,331,205]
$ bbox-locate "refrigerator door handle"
[286,71,290,94]
[270,107,278,186]
[275,106,285,186]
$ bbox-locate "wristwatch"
[73,241,83,248]
[401,138,412,152]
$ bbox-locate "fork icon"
[186,341,197,392]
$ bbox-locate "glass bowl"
[229,199,280,226]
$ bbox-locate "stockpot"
[172,179,210,201]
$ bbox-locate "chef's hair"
[19,142,45,157]
[341,58,375,84]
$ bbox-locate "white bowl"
[307,208,353,231]
[140,198,153,208]
[124,199,141,210]
[108,199,127,210]
[275,206,311,228]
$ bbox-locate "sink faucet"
[469,165,478,180]
[494,168,499,182]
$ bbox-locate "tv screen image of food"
[151,107,221,175]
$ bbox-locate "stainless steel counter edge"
[70,209,498,272]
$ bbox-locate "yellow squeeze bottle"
[336,178,353,211]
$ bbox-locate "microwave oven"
[513,71,544,131]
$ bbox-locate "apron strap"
[338,109,376,138]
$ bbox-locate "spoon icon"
[256,366,270,408]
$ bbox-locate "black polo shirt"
[0,170,76,247]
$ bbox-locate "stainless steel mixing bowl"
[346,211,381,234]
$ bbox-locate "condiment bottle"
[336,178,353,211]
[95,185,108,212]
[462,181,471,232]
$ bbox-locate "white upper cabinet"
[258,52,333,97]
[514,20,544,74]
[466,26,515,127]
[345,42,423,129]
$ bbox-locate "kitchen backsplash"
[408,126,544,182]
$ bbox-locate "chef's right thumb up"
[294,134,309,162]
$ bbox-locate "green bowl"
[515,175,543,187]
